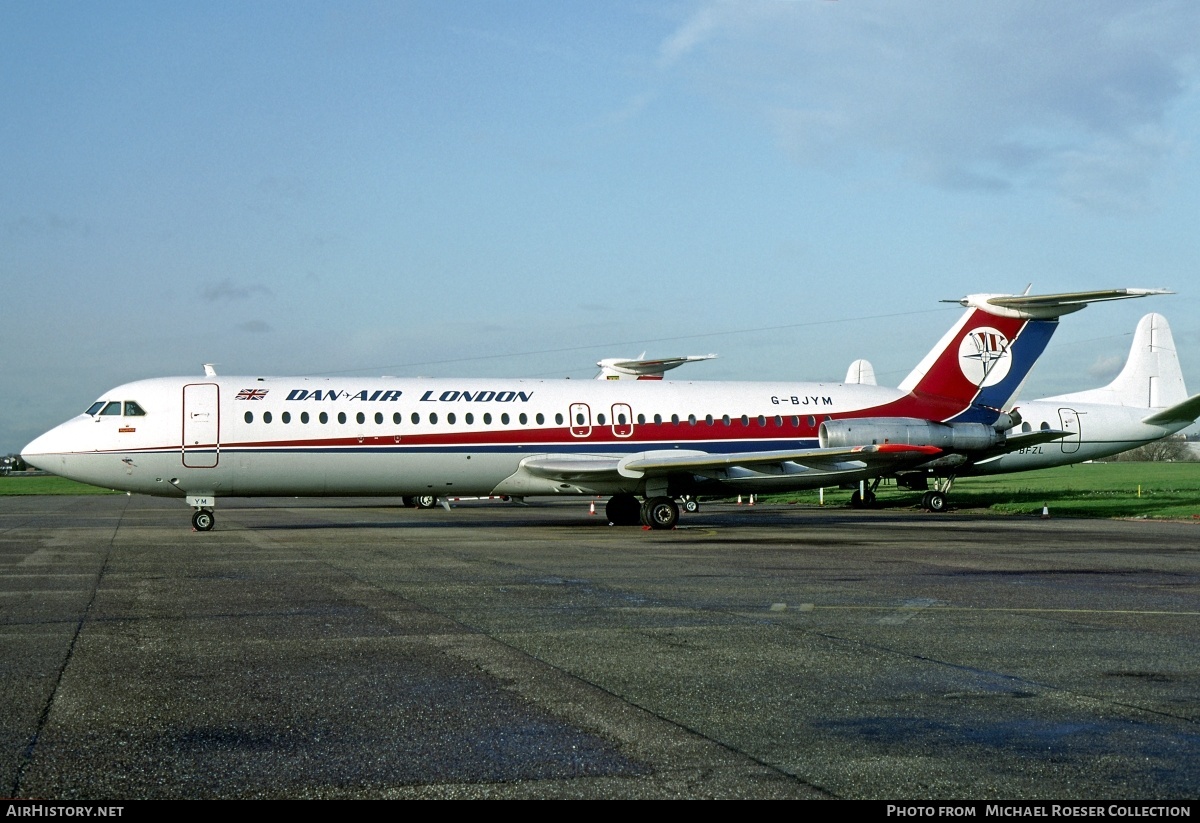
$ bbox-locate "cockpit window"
[124,401,146,416]
[99,402,122,416]
[86,401,105,415]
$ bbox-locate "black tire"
[192,509,215,531]
[683,497,700,514]
[926,491,948,512]
[415,495,438,509]
[640,497,679,530]
[401,496,416,508]
[606,494,641,526]
[850,491,864,509]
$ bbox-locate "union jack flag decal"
[236,389,269,400]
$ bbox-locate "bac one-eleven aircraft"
[22,288,1169,531]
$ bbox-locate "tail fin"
[845,359,877,385]
[898,289,1171,423]
[898,306,1056,423]
[1049,313,1188,408]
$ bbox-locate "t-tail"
[896,288,1172,425]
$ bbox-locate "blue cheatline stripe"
[952,319,1058,424]
[214,438,823,457]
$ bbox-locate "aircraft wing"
[1142,394,1200,427]
[521,444,941,484]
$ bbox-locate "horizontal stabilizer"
[1142,394,1200,427]
[596,354,717,380]
[946,288,1171,320]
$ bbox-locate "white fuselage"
[961,397,1188,476]
[24,375,931,500]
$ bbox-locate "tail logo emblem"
[959,327,1012,387]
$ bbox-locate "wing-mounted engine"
[819,417,1005,452]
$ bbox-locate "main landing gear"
[605,493,682,529]
[849,478,881,509]
[402,495,439,509]
[917,476,955,512]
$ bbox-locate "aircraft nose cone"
[21,428,68,472]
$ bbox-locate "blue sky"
[4,0,1200,453]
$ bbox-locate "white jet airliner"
[21,288,1169,531]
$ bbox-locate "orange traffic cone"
[589,501,596,515]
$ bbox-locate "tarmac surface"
[1,493,1198,800]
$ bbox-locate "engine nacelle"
[819,417,1003,452]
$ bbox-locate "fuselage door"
[611,403,633,437]
[569,403,592,438]
[1057,407,1081,454]
[182,383,220,467]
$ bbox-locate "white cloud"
[657,0,1200,208]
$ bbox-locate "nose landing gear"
[191,508,215,531]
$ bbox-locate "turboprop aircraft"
[21,288,1169,531]
[845,312,1200,511]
